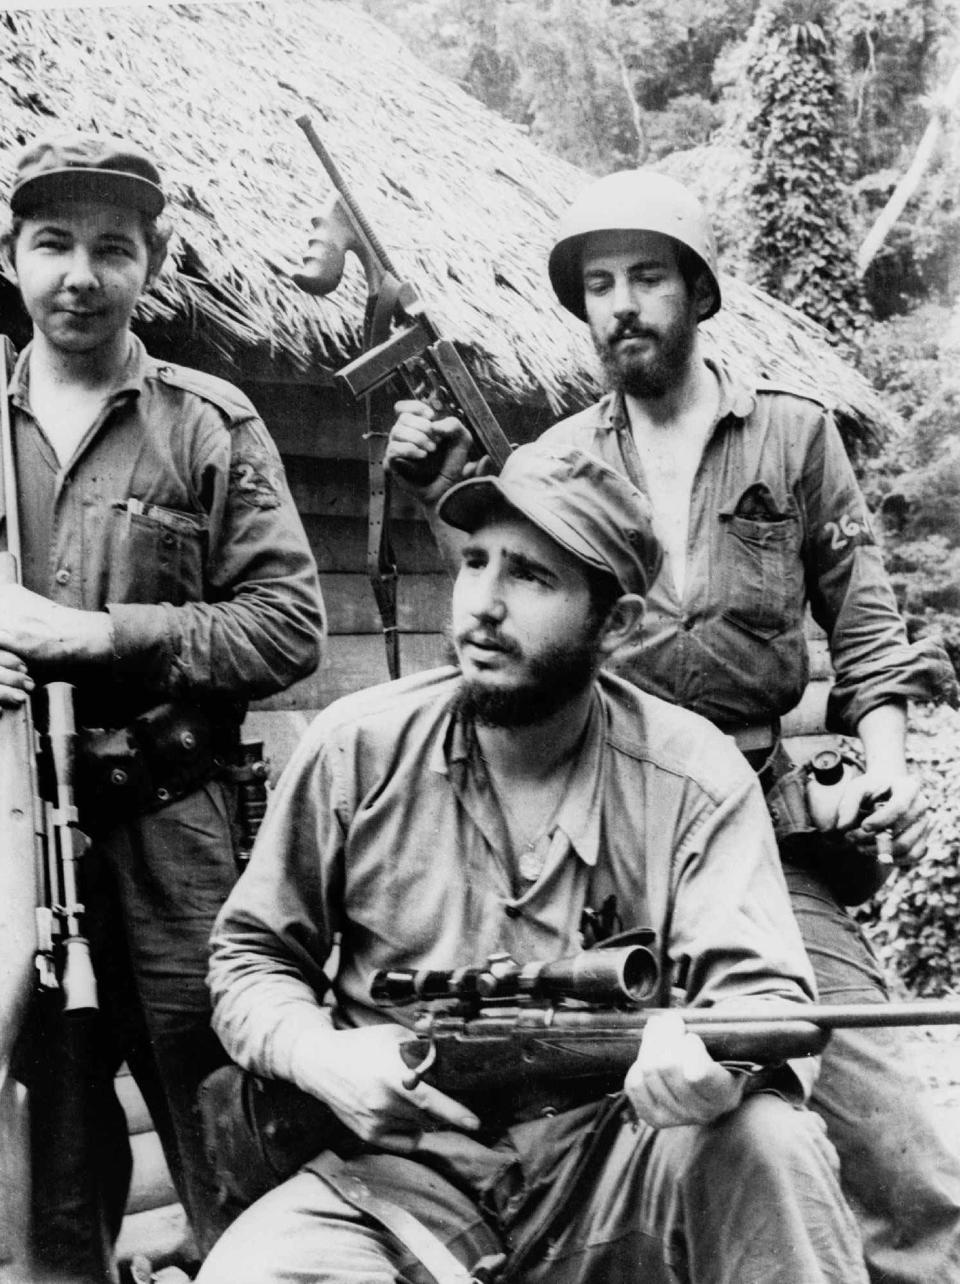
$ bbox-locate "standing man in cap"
[385,170,960,1282]
[197,441,868,1284]
[0,132,324,1279]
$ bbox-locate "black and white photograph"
[0,1,958,1281]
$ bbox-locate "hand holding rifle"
[372,942,960,1112]
[292,115,512,497]
[625,1011,748,1127]
[285,1022,480,1155]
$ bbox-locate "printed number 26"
[825,513,865,550]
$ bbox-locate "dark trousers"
[786,862,960,1284]
[195,1089,867,1284]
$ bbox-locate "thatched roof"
[0,0,893,437]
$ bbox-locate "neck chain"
[489,756,576,886]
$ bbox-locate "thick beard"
[449,632,603,728]
[594,313,696,399]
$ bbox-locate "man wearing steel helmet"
[386,170,960,1282]
[0,132,324,1278]
[197,441,867,1284]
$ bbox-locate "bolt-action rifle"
[0,337,111,1282]
[292,116,514,679]
[371,940,960,1094]
[198,932,960,1238]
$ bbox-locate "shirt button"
[54,568,71,586]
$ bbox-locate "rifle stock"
[397,999,960,1094]
[20,683,112,1281]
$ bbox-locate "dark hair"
[675,244,718,319]
[584,564,623,628]
[1,210,172,280]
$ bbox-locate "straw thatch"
[0,0,893,438]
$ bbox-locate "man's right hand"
[0,648,34,710]
[292,1023,481,1155]
[385,399,473,505]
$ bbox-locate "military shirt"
[208,667,817,1096]
[540,362,954,733]
[6,336,324,727]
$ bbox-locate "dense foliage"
[744,9,866,344]
[855,704,960,997]
[357,0,959,316]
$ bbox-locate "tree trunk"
[857,64,960,276]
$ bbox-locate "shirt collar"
[436,683,606,869]
[8,332,149,412]
[599,355,756,436]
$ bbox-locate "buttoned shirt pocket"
[103,498,208,604]
[719,487,804,640]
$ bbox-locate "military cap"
[10,132,165,217]
[438,442,662,598]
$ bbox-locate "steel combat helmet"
[548,169,721,323]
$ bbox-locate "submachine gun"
[371,933,960,1095]
[292,116,513,679]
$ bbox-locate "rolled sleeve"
[208,715,344,1080]
[668,768,820,1099]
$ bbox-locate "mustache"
[610,319,658,344]
[455,628,522,659]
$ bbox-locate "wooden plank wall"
[254,381,455,712]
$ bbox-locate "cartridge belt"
[78,700,241,826]
[720,720,780,754]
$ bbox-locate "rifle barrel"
[693,999,960,1032]
[498,999,960,1033]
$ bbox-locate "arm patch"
[229,444,283,509]
[819,509,875,562]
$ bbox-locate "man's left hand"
[835,770,929,867]
[624,1012,747,1128]
[0,584,114,666]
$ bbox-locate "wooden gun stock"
[398,999,960,1094]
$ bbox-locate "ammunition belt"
[78,701,242,826]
